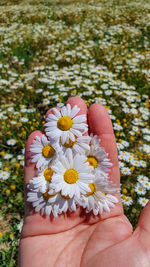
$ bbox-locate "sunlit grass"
[0,0,150,266]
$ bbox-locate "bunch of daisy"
[27,104,119,217]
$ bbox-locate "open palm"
[19,97,150,267]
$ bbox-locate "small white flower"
[7,139,16,146]
[131,160,140,167]
[121,167,131,175]
[45,104,88,144]
[142,181,150,190]
[17,155,24,160]
[50,149,94,198]
[61,135,91,155]
[134,183,146,195]
[137,175,149,184]
[139,160,147,167]
[116,143,124,150]
[43,98,50,105]
[119,161,125,168]
[0,171,10,180]
[143,135,150,142]
[30,134,59,170]
[138,197,149,207]
[121,140,129,147]
[3,153,13,160]
[17,221,23,232]
[78,171,119,215]
[29,167,55,193]
[121,195,133,206]
[20,117,28,122]
[86,134,112,172]
[27,185,58,217]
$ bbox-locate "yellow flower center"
[42,190,52,201]
[61,192,70,199]
[43,168,54,182]
[64,169,78,184]
[63,136,77,148]
[86,183,96,196]
[57,116,73,131]
[87,156,98,168]
[42,145,55,158]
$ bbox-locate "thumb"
[137,201,150,233]
[134,201,150,248]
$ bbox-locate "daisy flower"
[138,197,149,207]
[121,195,133,206]
[121,167,131,175]
[134,183,146,195]
[28,166,55,193]
[60,135,91,155]
[0,171,10,180]
[3,153,13,160]
[27,185,58,217]
[6,139,16,146]
[50,149,94,198]
[142,181,150,190]
[78,170,119,215]
[86,134,112,172]
[17,221,23,233]
[44,104,88,144]
[30,134,59,170]
[137,175,149,184]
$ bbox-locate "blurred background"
[0,0,149,266]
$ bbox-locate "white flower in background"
[17,221,23,232]
[138,197,149,207]
[50,149,94,198]
[22,148,25,154]
[30,134,59,170]
[43,98,50,105]
[6,139,16,146]
[143,135,150,141]
[119,161,125,168]
[134,183,146,195]
[78,171,119,215]
[116,142,124,150]
[142,181,150,190]
[17,155,24,160]
[137,175,149,184]
[121,195,133,206]
[121,140,129,147]
[20,117,28,122]
[3,153,13,160]
[121,167,131,175]
[10,120,17,125]
[86,134,112,172]
[0,171,10,180]
[139,160,146,167]
[45,104,88,144]
[61,135,91,155]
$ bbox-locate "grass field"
[0,0,150,266]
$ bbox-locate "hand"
[19,97,150,267]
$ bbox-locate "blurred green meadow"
[0,0,150,265]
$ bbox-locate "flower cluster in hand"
[27,104,119,217]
